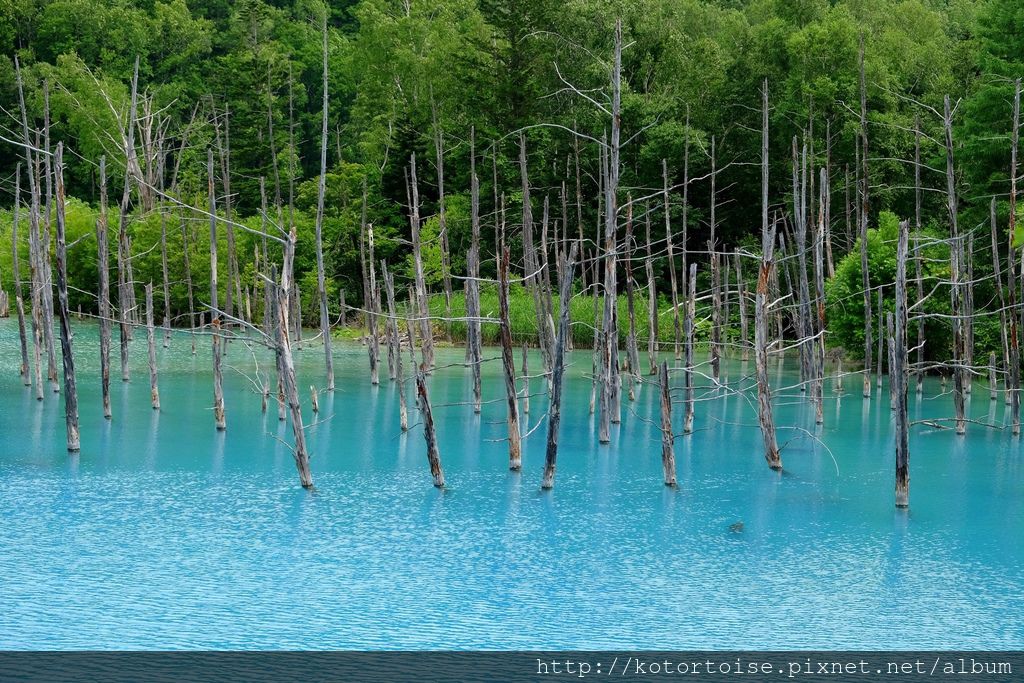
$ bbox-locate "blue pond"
[0,319,1021,649]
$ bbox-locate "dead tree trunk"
[624,201,640,399]
[117,58,141,385]
[382,263,408,431]
[814,169,827,424]
[520,134,554,376]
[894,219,910,507]
[415,366,445,488]
[876,288,884,390]
[663,159,682,360]
[684,263,696,434]
[710,136,722,385]
[498,246,522,470]
[433,110,453,338]
[859,38,873,399]
[209,150,226,431]
[735,249,749,361]
[601,20,624,436]
[521,343,530,415]
[408,154,433,370]
[758,80,782,470]
[11,166,30,386]
[15,58,45,400]
[53,145,79,452]
[159,157,172,348]
[467,129,483,414]
[97,158,112,416]
[991,198,1009,400]
[659,360,677,486]
[542,243,578,490]
[272,258,313,489]
[914,116,925,395]
[944,95,967,435]
[367,226,380,386]
[645,204,659,375]
[145,283,160,409]
[1008,79,1021,435]
[40,83,59,392]
[314,13,335,391]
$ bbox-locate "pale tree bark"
[314,13,335,391]
[757,80,781,470]
[542,243,578,490]
[12,164,30,386]
[498,245,522,471]
[53,144,79,452]
[145,283,160,410]
[859,37,873,399]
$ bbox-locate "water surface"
[0,320,1021,649]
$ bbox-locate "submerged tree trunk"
[645,205,659,375]
[467,129,483,414]
[659,360,677,487]
[684,263,696,434]
[859,38,873,399]
[53,145,79,452]
[209,150,226,431]
[663,159,682,360]
[1009,79,1022,435]
[944,95,967,435]
[498,246,522,471]
[542,243,578,490]
[894,220,910,507]
[414,365,445,488]
[382,263,408,432]
[314,14,335,392]
[272,257,313,489]
[11,165,30,386]
[408,154,433,371]
[97,159,112,417]
[146,283,160,410]
[758,81,782,470]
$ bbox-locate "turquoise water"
[0,319,1021,649]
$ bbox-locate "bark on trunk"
[53,144,79,452]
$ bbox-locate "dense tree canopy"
[0,0,1021,358]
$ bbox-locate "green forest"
[1,0,1022,361]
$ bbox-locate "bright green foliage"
[826,211,952,361]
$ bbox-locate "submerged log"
[53,144,79,452]
[310,385,319,413]
[659,360,677,487]
[542,243,578,490]
[145,283,160,410]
